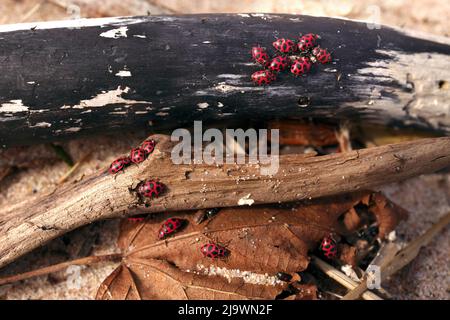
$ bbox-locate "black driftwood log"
[0,14,449,147]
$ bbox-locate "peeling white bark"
[238,194,255,206]
[115,70,132,77]
[62,86,150,109]
[0,17,145,33]
[197,102,209,109]
[0,100,28,113]
[353,49,450,129]
[100,26,128,39]
[30,122,51,128]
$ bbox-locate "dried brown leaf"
[97,191,394,300]
[96,264,141,300]
[341,207,363,233]
[369,192,408,238]
[97,259,282,300]
[122,193,367,274]
[338,244,358,267]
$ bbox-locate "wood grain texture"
[0,14,449,147]
[0,134,449,269]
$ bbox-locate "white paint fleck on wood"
[238,194,255,206]
[197,102,209,109]
[64,127,81,132]
[196,82,263,95]
[266,87,297,97]
[250,13,269,20]
[62,86,150,109]
[29,109,49,113]
[115,70,132,77]
[0,100,29,113]
[217,74,246,79]
[100,26,128,39]
[30,122,51,128]
[237,62,255,66]
[0,17,145,33]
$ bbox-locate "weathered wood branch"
[0,135,449,269]
[0,14,449,147]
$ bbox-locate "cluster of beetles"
[108,139,157,174]
[251,33,332,85]
[108,141,230,259]
[107,33,338,258]
[108,138,338,260]
[108,139,165,199]
[156,215,230,259]
[129,209,337,260]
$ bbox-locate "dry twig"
[342,211,450,300]
[0,136,449,269]
[311,256,383,300]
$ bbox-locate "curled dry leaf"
[368,192,408,239]
[339,192,408,238]
[338,244,358,267]
[341,207,363,233]
[96,191,407,300]
[120,193,368,274]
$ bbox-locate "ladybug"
[311,46,332,64]
[290,57,312,76]
[320,235,338,259]
[137,180,165,198]
[251,46,270,66]
[200,242,229,259]
[298,33,319,52]
[130,147,146,164]
[251,70,276,86]
[108,156,131,174]
[128,214,147,223]
[141,139,156,155]
[158,217,185,239]
[272,38,297,54]
[268,55,291,73]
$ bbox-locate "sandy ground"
[0,0,449,299]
